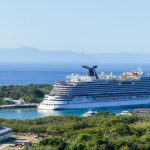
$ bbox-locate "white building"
[0,126,12,142]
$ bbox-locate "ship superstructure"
[38,66,150,110]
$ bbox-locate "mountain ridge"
[0,47,150,63]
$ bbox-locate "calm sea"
[0,63,150,119]
[0,63,150,85]
[1,104,150,120]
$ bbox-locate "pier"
[134,108,150,116]
[0,104,38,110]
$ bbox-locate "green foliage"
[0,99,15,105]
[114,123,131,135]
[140,133,150,143]
[0,84,52,104]
[39,137,67,150]
[69,133,106,150]
[1,112,150,149]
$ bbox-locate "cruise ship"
[38,66,150,110]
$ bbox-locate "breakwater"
[0,104,38,110]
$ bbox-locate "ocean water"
[0,108,136,120]
[0,63,150,85]
[0,63,150,119]
[1,104,150,120]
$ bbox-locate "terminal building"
[0,126,12,142]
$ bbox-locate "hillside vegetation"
[1,113,150,150]
[0,84,53,104]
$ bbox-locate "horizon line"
[0,46,149,55]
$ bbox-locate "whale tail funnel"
[82,65,99,79]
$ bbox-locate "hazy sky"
[0,0,150,53]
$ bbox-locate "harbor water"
[1,104,150,120]
[0,63,150,119]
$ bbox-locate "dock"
[134,108,150,116]
[0,104,38,110]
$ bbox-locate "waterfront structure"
[38,66,150,110]
[0,104,37,110]
[3,97,25,105]
[134,109,150,116]
[116,111,132,116]
[82,109,98,117]
[15,139,31,149]
[0,126,12,142]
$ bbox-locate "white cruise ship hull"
[38,98,150,110]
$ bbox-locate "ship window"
[121,81,132,84]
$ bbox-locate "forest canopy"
[1,113,150,150]
[0,84,53,104]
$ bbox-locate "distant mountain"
[0,47,150,63]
